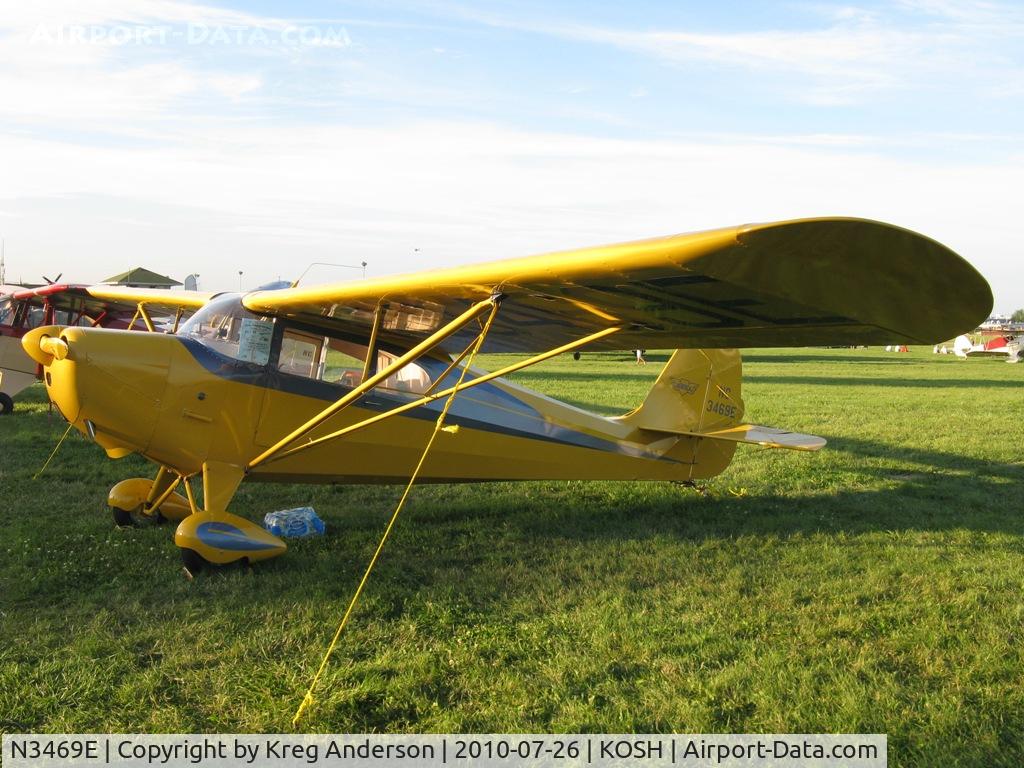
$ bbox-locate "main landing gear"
[107,461,287,572]
[108,468,192,527]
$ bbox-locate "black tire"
[112,506,136,527]
[180,548,207,574]
[0,393,13,415]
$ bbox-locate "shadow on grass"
[512,368,1018,391]
[239,434,1024,603]
[746,375,1022,389]
[553,352,914,365]
[245,437,1024,745]
[8,382,1022,555]
[742,352,917,364]
[6,383,1024,758]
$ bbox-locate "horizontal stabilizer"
[677,424,826,451]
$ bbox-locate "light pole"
[238,271,244,291]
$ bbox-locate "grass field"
[1,347,1022,766]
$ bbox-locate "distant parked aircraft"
[965,334,1020,364]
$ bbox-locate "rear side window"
[278,329,324,378]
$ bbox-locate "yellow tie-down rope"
[292,301,500,727]
[34,422,75,480]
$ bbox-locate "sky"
[0,0,1022,312]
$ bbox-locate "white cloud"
[445,1,1023,105]
[1,119,1021,309]
[2,0,285,33]
[0,0,1021,312]
[0,0,328,130]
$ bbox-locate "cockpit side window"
[377,350,432,394]
[274,324,434,395]
[278,329,324,378]
[321,337,369,388]
[14,304,45,330]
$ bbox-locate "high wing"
[14,284,214,327]
[81,285,215,313]
[242,218,992,353]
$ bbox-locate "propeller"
[42,273,63,285]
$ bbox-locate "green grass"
[1,347,1022,767]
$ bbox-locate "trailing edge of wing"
[241,218,993,353]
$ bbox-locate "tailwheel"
[0,392,13,414]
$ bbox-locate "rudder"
[620,348,744,434]
[619,348,825,454]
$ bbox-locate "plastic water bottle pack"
[263,506,326,538]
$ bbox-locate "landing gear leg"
[108,468,192,526]
[174,460,286,571]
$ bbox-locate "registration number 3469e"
[706,399,738,419]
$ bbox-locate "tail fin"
[620,349,825,451]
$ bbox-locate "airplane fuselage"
[40,325,735,487]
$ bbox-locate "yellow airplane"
[22,218,992,571]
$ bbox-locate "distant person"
[634,349,646,365]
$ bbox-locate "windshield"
[177,294,437,393]
[177,294,276,365]
[0,297,11,327]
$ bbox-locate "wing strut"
[360,302,384,383]
[246,297,500,471]
[128,302,157,332]
[292,299,502,726]
[256,323,622,468]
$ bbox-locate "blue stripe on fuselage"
[176,337,674,461]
